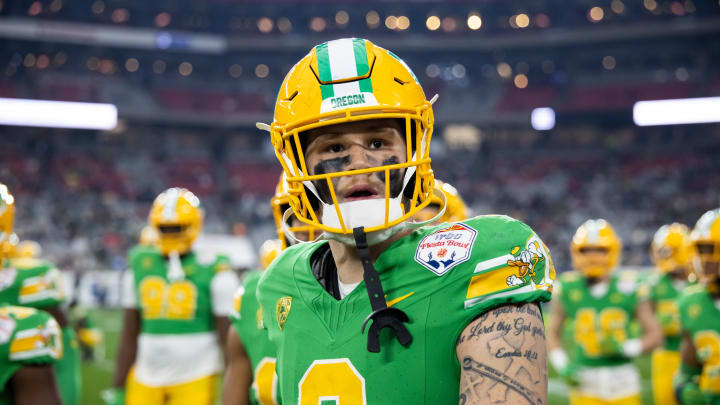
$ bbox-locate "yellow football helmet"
[689,208,720,284]
[271,173,318,249]
[14,240,42,259]
[570,219,622,278]
[259,239,283,270]
[139,225,159,247]
[265,38,436,244]
[0,184,15,262]
[414,180,468,224]
[148,188,203,255]
[650,223,693,276]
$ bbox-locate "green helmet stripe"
[315,42,332,83]
[352,38,370,77]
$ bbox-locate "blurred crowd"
[1,122,719,273]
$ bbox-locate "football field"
[80,308,654,405]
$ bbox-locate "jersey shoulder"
[677,283,707,310]
[128,245,163,273]
[8,258,53,272]
[0,306,61,365]
[413,215,555,312]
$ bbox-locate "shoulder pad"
[10,258,49,270]
[0,306,61,362]
[559,271,581,283]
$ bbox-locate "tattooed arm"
[456,302,548,405]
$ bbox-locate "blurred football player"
[674,208,720,405]
[107,188,239,405]
[413,179,469,225]
[223,174,318,405]
[0,305,63,405]
[0,183,82,405]
[11,240,41,260]
[548,219,662,405]
[645,223,695,405]
[256,38,555,404]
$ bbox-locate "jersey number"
[252,357,278,405]
[574,308,628,357]
[695,330,720,393]
[139,276,197,320]
[298,359,366,405]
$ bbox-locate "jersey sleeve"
[15,260,65,308]
[121,270,137,309]
[459,216,555,316]
[211,268,240,317]
[3,307,62,365]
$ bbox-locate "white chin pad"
[321,197,404,231]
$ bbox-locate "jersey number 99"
[139,276,197,320]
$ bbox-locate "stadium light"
[0,98,118,130]
[531,107,555,130]
[633,97,720,126]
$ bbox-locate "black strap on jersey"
[353,227,412,353]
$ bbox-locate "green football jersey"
[678,284,720,401]
[0,259,81,405]
[644,272,686,351]
[128,245,233,334]
[0,258,64,308]
[0,305,62,405]
[257,215,554,404]
[557,271,641,367]
[231,271,279,405]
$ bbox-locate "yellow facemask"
[690,208,720,284]
[139,225,159,247]
[271,173,318,249]
[650,223,693,277]
[148,188,203,255]
[0,184,15,263]
[570,219,622,278]
[263,38,436,245]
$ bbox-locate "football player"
[0,183,82,405]
[256,38,555,404]
[0,305,63,405]
[222,174,317,405]
[548,219,663,405]
[414,179,469,225]
[222,239,282,405]
[106,188,240,405]
[674,208,720,405]
[646,223,695,405]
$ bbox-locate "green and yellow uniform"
[258,216,554,404]
[557,270,643,405]
[231,271,279,405]
[677,284,720,404]
[123,245,239,405]
[0,305,62,405]
[0,258,81,405]
[645,273,687,405]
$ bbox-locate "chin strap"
[353,227,412,353]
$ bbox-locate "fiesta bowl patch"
[415,223,477,276]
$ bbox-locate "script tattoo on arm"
[456,302,547,405]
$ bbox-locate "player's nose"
[344,144,374,172]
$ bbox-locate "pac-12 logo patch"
[415,223,477,276]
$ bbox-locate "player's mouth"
[342,184,380,202]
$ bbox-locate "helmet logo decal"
[316,39,379,113]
